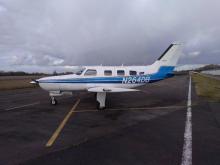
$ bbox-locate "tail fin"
[147,43,182,76]
[157,43,182,66]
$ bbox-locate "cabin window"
[117,70,125,76]
[104,70,112,76]
[84,69,97,76]
[139,72,144,75]
[129,70,137,76]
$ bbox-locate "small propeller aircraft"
[31,43,182,110]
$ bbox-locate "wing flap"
[88,87,139,93]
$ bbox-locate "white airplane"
[31,43,182,110]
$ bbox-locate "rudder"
[157,43,182,66]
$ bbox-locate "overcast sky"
[0,0,219,73]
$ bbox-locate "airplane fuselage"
[37,65,174,92]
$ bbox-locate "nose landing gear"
[50,97,58,105]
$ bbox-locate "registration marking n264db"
[122,76,150,84]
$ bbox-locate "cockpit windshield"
[73,67,86,75]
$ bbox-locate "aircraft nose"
[37,77,52,83]
[30,79,39,84]
[37,77,45,83]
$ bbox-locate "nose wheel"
[51,97,57,105]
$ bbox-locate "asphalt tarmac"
[0,75,219,165]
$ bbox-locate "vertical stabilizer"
[157,43,182,66]
[147,43,182,75]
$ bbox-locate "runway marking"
[46,99,80,147]
[74,105,186,113]
[4,102,40,111]
[181,76,192,165]
[2,96,73,112]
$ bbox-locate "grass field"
[192,72,220,102]
[0,76,43,90]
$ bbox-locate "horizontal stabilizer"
[88,87,139,93]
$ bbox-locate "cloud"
[211,49,220,54]
[0,0,220,72]
[188,51,201,58]
[181,51,200,59]
[0,4,7,12]
[43,55,64,65]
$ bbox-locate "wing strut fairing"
[96,92,106,109]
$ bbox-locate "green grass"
[0,76,41,90]
[192,73,220,102]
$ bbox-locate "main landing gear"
[49,92,106,110]
[96,92,106,110]
[50,97,58,105]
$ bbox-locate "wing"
[88,87,139,93]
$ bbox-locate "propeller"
[30,79,39,84]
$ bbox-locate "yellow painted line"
[46,99,80,147]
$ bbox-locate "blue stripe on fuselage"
[39,66,175,84]
[149,66,175,82]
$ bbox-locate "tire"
[51,98,57,105]
[96,101,100,110]
[96,101,105,110]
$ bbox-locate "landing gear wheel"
[51,97,57,105]
[96,92,106,110]
[96,101,105,110]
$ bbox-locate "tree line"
[0,71,73,76]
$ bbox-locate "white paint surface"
[5,102,40,111]
[181,76,192,165]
